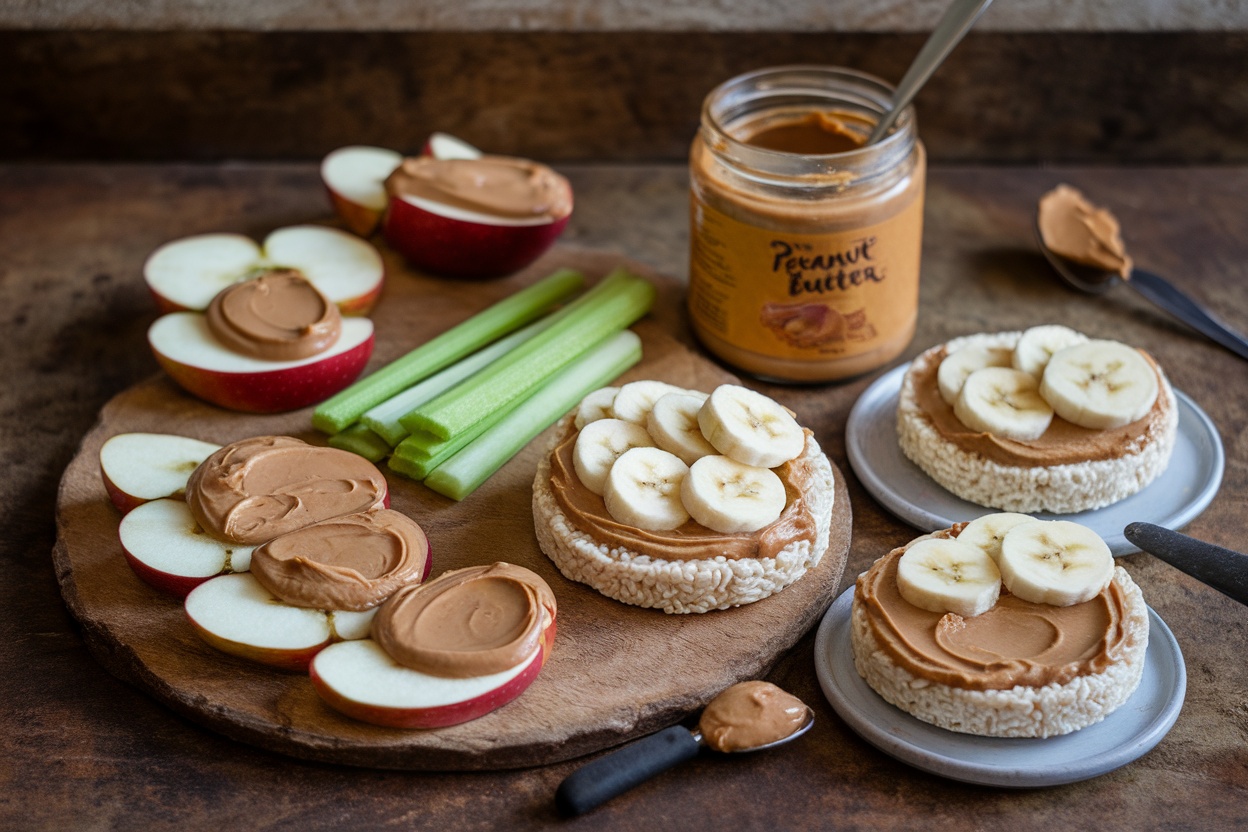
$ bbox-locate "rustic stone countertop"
[2,162,1246,830]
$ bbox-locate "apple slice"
[383,192,571,279]
[144,225,385,316]
[321,145,404,237]
[423,132,483,161]
[148,313,374,413]
[309,619,555,728]
[118,499,254,598]
[185,573,379,671]
[99,432,221,514]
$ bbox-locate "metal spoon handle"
[867,0,995,144]
[556,725,701,816]
[1127,270,1248,361]
[1123,523,1248,607]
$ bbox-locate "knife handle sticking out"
[1124,523,1248,607]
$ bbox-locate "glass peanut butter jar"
[689,66,926,382]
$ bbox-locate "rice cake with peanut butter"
[533,382,837,614]
[851,522,1149,738]
[897,329,1178,513]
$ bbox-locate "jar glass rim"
[700,65,916,182]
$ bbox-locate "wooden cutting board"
[52,246,852,771]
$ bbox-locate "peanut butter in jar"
[689,66,926,383]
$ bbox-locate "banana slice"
[955,512,1034,563]
[1013,324,1089,378]
[603,447,690,531]
[895,538,1002,618]
[572,418,654,495]
[680,455,787,534]
[1040,340,1158,429]
[997,519,1114,606]
[647,393,718,465]
[954,367,1054,441]
[611,380,686,424]
[697,384,805,469]
[574,386,621,430]
[937,345,1014,405]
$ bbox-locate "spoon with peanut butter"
[555,681,814,816]
[1035,184,1248,361]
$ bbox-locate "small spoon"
[866,0,995,145]
[1123,523,1248,607]
[1034,217,1248,361]
[555,696,815,816]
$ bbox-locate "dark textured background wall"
[4,30,1246,163]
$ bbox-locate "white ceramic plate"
[814,587,1186,787]
[846,364,1224,556]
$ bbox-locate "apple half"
[100,432,221,514]
[321,145,404,238]
[310,617,555,728]
[143,225,385,316]
[118,498,254,598]
[185,573,378,672]
[383,193,571,280]
[148,313,374,413]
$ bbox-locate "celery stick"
[425,329,643,501]
[397,270,632,435]
[361,314,559,446]
[392,417,503,479]
[406,271,654,440]
[327,423,392,462]
[312,268,584,434]
[386,453,426,480]
[393,428,443,461]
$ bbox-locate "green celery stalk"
[327,423,392,462]
[424,329,643,501]
[312,268,584,434]
[361,314,559,446]
[406,270,654,441]
[397,271,630,435]
[393,428,443,461]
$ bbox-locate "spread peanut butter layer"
[856,531,1135,691]
[249,510,429,611]
[373,563,557,678]
[385,155,572,221]
[699,681,809,752]
[549,426,817,561]
[1038,184,1133,279]
[741,111,867,155]
[186,436,387,545]
[915,345,1167,467]
[205,269,342,361]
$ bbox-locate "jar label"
[688,195,923,362]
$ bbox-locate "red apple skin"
[310,618,557,729]
[187,614,330,673]
[327,185,385,239]
[333,273,384,317]
[382,195,571,279]
[101,466,152,515]
[121,547,220,599]
[153,331,375,413]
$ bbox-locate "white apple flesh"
[309,619,556,728]
[184,573,379,672]
[143,225,385,315]
[422,132,483,161]
[321,145,404,237]
[99,432,221,514]
[148,313,374,413]
[118,499,254,598]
